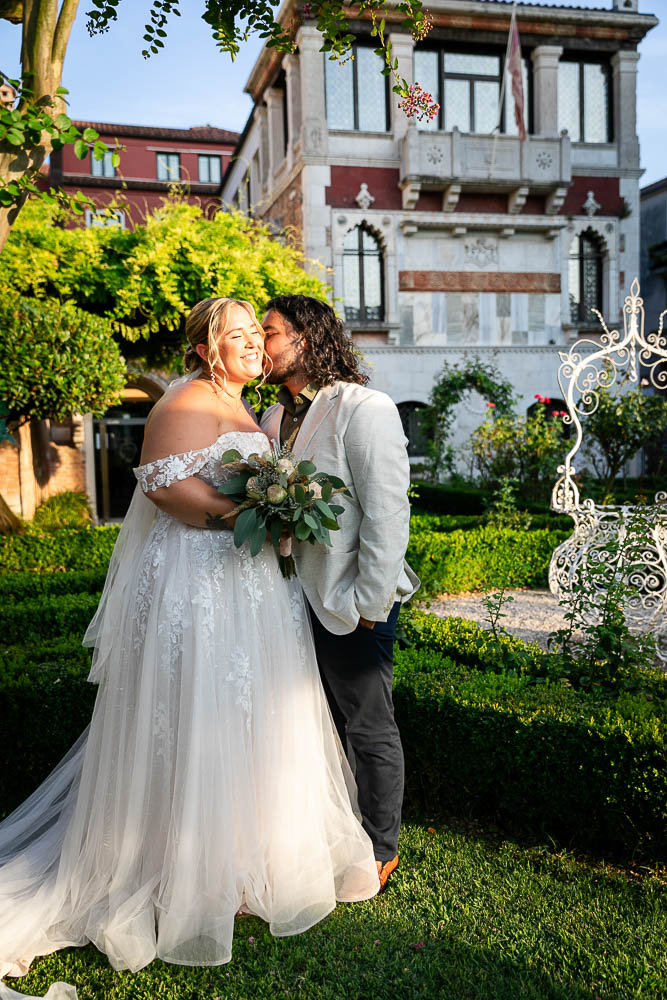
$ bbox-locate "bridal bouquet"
[217,441,351,578]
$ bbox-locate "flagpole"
[489,0,517,180]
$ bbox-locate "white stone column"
[389,32,414,142]
[285,54,301,157]
[255,104,270,192]
[265,86,285,178]
[297,25,328,157]
[531,45,562,137]
[612,50,640,169]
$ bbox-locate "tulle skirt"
[0,506,379,998]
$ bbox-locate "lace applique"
[134,447,213,493]
[133,514,169,650]
[289,590,309,668]
[226,648,252,731]
[134,431,268,493]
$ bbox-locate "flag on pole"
[507,10,526,140]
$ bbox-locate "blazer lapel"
[262,404,284,445]
[293,383,340,461]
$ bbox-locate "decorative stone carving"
[401,179,421,211]
[302,117,325,155]
[536,150,554,170]
[464,238,498,269]
[442,183,461,213]
[545,186,568,216]
[582,190,601,217]
[355,183,375,211]
[508,186,529,215]
[425,144,444,165]
[549,278,667,662]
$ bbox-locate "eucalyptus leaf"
[297,460,316,476]
[249,518,267,557]
[295,520,311,541]
[233,507,258,548]
[270,518,283,548]
[221,448,243,464]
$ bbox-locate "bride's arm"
[136,390,237,529]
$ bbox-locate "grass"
[10,823,666,1000]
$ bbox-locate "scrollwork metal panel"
[549,279,667,662]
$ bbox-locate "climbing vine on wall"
[420,359,516,480]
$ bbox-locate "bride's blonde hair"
[183,297,270,388]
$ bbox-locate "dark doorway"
[94,398,153,521]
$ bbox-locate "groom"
[260,295,419,891]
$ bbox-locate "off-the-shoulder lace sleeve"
[134,446,213,493]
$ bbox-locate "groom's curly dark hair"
[265,295,369,387]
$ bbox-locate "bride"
[0,297,379,1000]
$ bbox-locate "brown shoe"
[376,854,399,892]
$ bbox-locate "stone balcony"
[399,127,572,215]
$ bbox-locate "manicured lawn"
[11,823,665,1000]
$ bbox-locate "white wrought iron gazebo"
[549,279,667,662]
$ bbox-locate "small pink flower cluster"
[534,393,551,404]
[486,401,497,409]
[398,82,440,123]
[301,2,313,17]
[412,11,434,42]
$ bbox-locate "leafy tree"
[0,193,329,368]
[0,0,432,251]
[0,291,126,532]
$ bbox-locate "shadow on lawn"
[13,915,605,1000]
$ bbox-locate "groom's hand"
[358,617,376,630]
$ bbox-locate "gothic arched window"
[343,224,384,324]
[569,230,604,324]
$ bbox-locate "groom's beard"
[265,359,307,385]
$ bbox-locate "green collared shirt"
[278,382,320,446]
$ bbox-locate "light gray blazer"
[261,381,420,635]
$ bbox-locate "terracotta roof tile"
[72,121,239,145]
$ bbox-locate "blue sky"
[0,1,664,186]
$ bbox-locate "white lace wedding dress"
[0,429,379,1000]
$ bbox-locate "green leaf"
[304,512,318,530]
[82,127,98,142]
[111,151,121,168]
[73,139,88,159]
[270,518,283,548]
[221,448,243,463]
[322,482,333,502]
[294,484,306,504]
[297,460,316,476]
[295,520,311,541]
[249,518,267,557]
[325,474,346,489]
[329,504,345,516]
[219,473,252,496]
[55,113,71,130]
[233,507,258,548]
[314,499,334,519]
[320,516,339,531]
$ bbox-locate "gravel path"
[422,589,567,650]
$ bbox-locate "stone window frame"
[332,210,399,339]
[561,218,618,331]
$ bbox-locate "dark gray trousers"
[309,601,404,862]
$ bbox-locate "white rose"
[246,476,265,499]
[276,457,296,476]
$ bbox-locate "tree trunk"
[0,0,79,252]
[0,491,25,534]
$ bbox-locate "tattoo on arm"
[205,512,231,531]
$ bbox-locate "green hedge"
[407,524,570,597]
[0,592,101,645]
[410,512,573,534]
[411,482,488,514]
[0,655,96,819]
[0,526,120,573]
[0,569,108,601]
[393,648,667,860]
